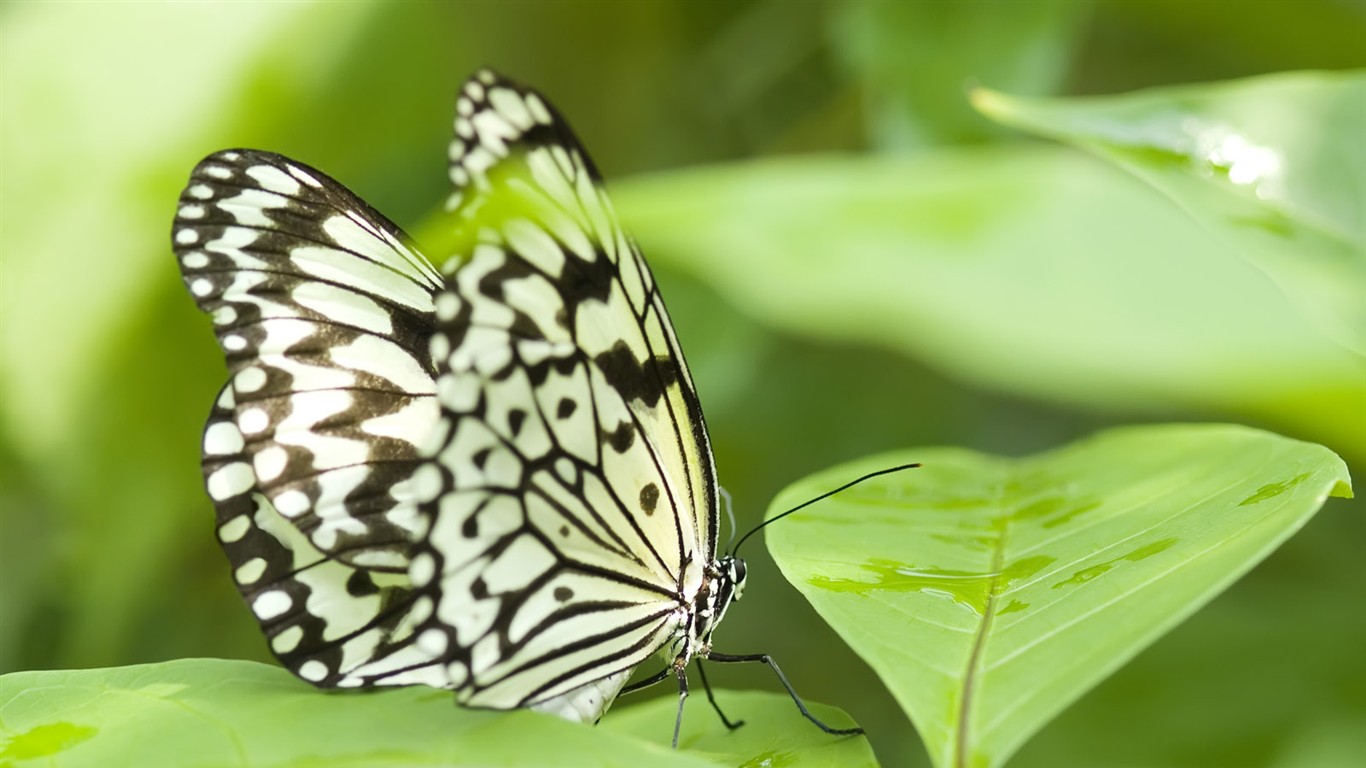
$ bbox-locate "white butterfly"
[173,69,860,745]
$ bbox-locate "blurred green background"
[2,2,1362,767]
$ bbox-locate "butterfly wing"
[174,150,446,686]
[407,71,720,713]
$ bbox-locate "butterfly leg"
[696,660,744,730]
[671,660,689,748]
[707,652,863,737]
[620,666,671,696]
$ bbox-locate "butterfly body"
[174,70,739,726]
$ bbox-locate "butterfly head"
[721,555,746,604]
[705,555,746,637]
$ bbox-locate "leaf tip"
[1329,478,1353,500]
[967,87,1011,120]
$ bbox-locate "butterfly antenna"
[730,463,921,558]
[719,486,738,553]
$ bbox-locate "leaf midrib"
[954,481,1013,768]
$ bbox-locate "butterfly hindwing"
[201,383,446,688]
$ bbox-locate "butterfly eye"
[729,557,747,601]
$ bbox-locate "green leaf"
[0,659,872,767]
[602,690,878,767]
[0,660,688,768]
[765,424,1352,768]
[972,71,1366,356]
[614,149,1366,461]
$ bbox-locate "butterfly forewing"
[403,72,719,712]
[448,75,717,562]
[174,149,442,572]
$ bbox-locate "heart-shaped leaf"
[972,71,1366,356]
[0,659,871,767]
[766,424,1351,768]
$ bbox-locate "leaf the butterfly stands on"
[172,69,859,746]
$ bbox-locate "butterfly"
[172,68,860,746]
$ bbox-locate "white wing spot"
[245,164,302,196]
[410,551,436,586]
[489,87,532,129]
[555,457,576,485]
[216,387,236,409]
[298,660,329,682]
[254,446,288,483]
[179,205,206,220]
[217,514,250,543]
[430,333,450,363]
[525,93,552,124]
[274,489,310,518]
[435,293,461,322]
[204,421,245,455]
[504,219,565,277]
[176,229,200,245]
[190,278,213,297]
[252,590,292,620]
[211,305,237,326]
[437,373,481,412]
[235,557,267,585]
[223,335,247,352]
[204,165,233,180]
[411,463,443,503]
[287,165,323,188]
[181,252,210,269]
[221,188,285,226]
[446,661,468,688]
[207,462,254,500]
[234,366,268,393]
[350,549,407,569]
[238,408,270,435]
[409,596,434,625]
[187,184,213,200]
[272,625,304,654]
[417,628,448,655]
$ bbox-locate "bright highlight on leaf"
[971,71,1366,357]
[767,424,1351,768]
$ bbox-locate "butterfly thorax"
[668,555,746,667]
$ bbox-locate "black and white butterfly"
[173,69,860,745]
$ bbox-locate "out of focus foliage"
[2,2,1362,767]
